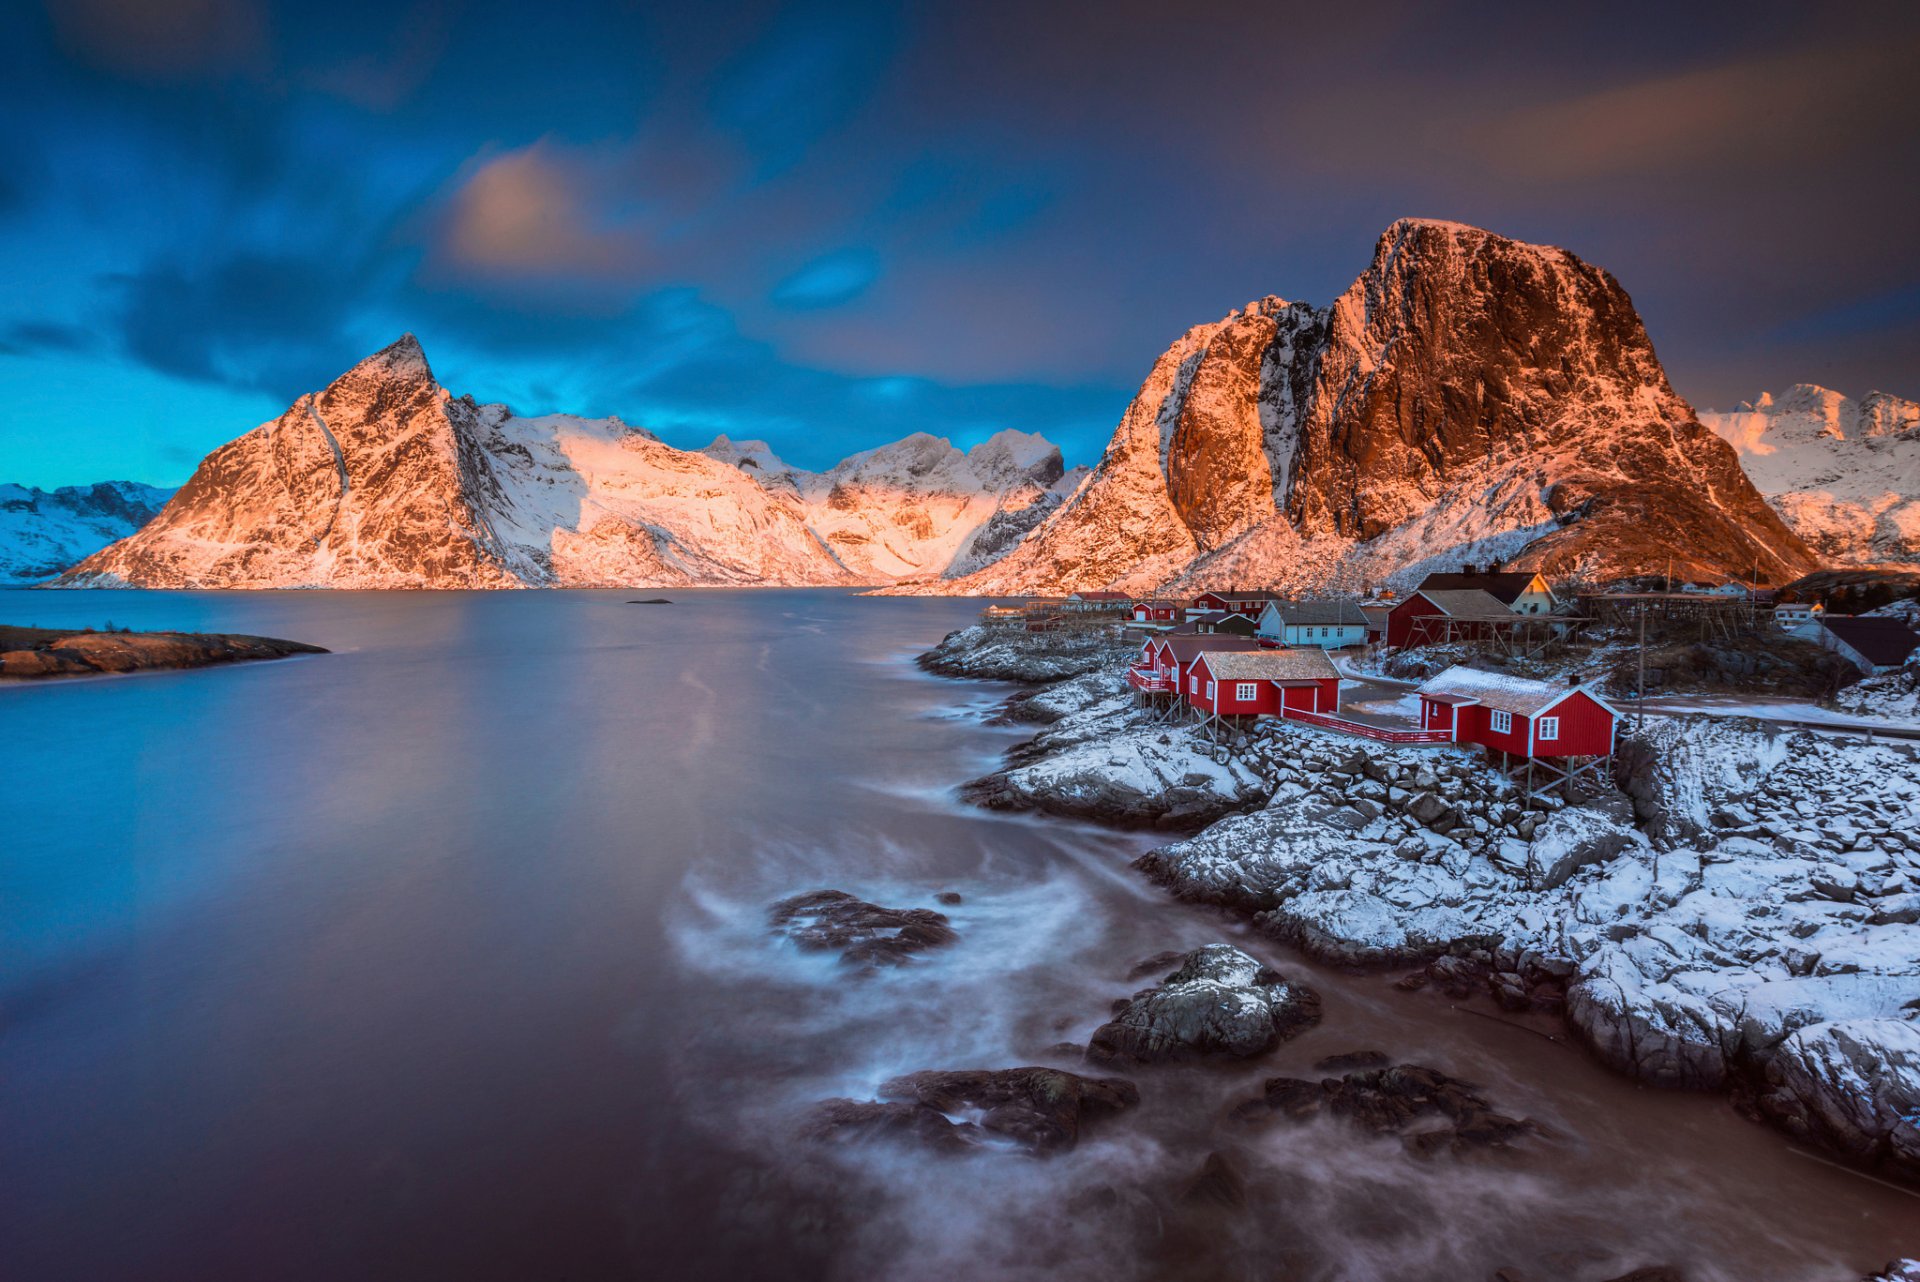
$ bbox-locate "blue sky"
[3,0,1917,488]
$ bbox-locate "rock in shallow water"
[1236,1062,1539,1157]
[1087,944,1321,1064]
[768,889,956,970]
[807,1067,1139,1156]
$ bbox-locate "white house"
[1774,602,1825,638]
[1256,599,1369,648]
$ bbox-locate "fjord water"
[0,591,1909,1282]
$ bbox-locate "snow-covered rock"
[1086,943,1321,1063]
[0,481,172,585]
[901,218,1812,597]
[52,336,1070,589]
[1703,385,1920,567]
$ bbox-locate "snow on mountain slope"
[700,428,1086,582]
[52,337,1066,589]
[1702,386,1920,567]
[907,219,1814,596]
[0,481,174,585]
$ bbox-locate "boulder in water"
[1236,1062,1538,1157]
[768,890,956,970]
[1087,944,1321,1064]
[809,1066,1139,1156]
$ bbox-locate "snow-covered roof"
[1197,648,1339,683]
[1416,665,1607,718]
[1158,635,1262,663]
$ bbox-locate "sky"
[2,0,1917,489]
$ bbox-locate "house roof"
[1157,635,1263,664]
[1820,616,1920,667]
[1196,648,1340,683]
[1264,598,1368,627]
[1416,665,1611,718]
[1404,588,1518,620]
[1070,590,1132,601]
[1359,605,1393,627]
[1135,599,1184,609]
[1414,572,1548,606]
[1194,588,1282,602]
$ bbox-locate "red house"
[1129,634,1260,694]
[1386,588,1527,649]
[1415,666,1618,760]
[1193,589,1281,615]
[1186,648,1342,723]
[1131,599,1185,624]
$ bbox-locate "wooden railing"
[1125,666,1175,693]
[1281,707,1453,744]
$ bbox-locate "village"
[964,571,1920,800]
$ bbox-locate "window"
[1320,627,1329,638]
[1236,682,1258,701]
[1538,716,1559,741]
[1190,674,1199,695]
[1206,681,1216,699]
[1490,709,1512,734]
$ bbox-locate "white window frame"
[1537,716,1559,741]
[1489,709,1512,734]
[1190,674,1199,695]
[1235,682,1258,701]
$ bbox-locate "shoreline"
[0,624,327,682]
[917,622,1920,1192]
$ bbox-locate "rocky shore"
[917,622,1135,684]
[0,624,327,680]
[924,624,1920,1188]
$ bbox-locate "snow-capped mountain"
[901,219,1814,596]
[1,480,174,585]
[699,430,1085,583]
[1702,385,1920,567]
[52,336,1073,589]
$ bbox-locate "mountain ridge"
[55,335,1078,589]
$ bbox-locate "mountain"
[1,481,174,585]
[1701,385,1920,567]
[699,430,1085,583]
[55,337,1071,589]
[903,219,1815,596]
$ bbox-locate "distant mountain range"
[1,481,173,586]
[1701,385,1920,568]
[11,218,1914,592]
[44,336,1081,589]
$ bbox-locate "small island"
[0,624,327,680]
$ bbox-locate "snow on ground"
[1138,713,1920,1177]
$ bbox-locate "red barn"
[1415,666,1617,760]
[1186,648,1342,723]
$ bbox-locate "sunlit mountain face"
[2,1,1916,495]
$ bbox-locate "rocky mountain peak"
[920,219,1814,596]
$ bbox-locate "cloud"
[770,248,881,309]
[43,0,268,80]
[0,321,97,356]
[437,143,644,280]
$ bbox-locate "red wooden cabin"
[1414,666,1617,758]
[1131,599,1185,624]
[1386,589,1530,649]
[1192,589,1281,615]
[1128,634,1260,694]
[1185,648,1342,720]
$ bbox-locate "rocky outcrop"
[1086,944,1320,1064]
[808,1067,1139,1156]
[54,337,1071,589]
[916,625,1132,684]
[768,889,957,971]
[1703,385,1920,567]
[1234,1061,1541,1157]
[0,625,326,678]
[913,219,1815,597]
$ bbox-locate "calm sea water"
[0,590,1911,1282]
